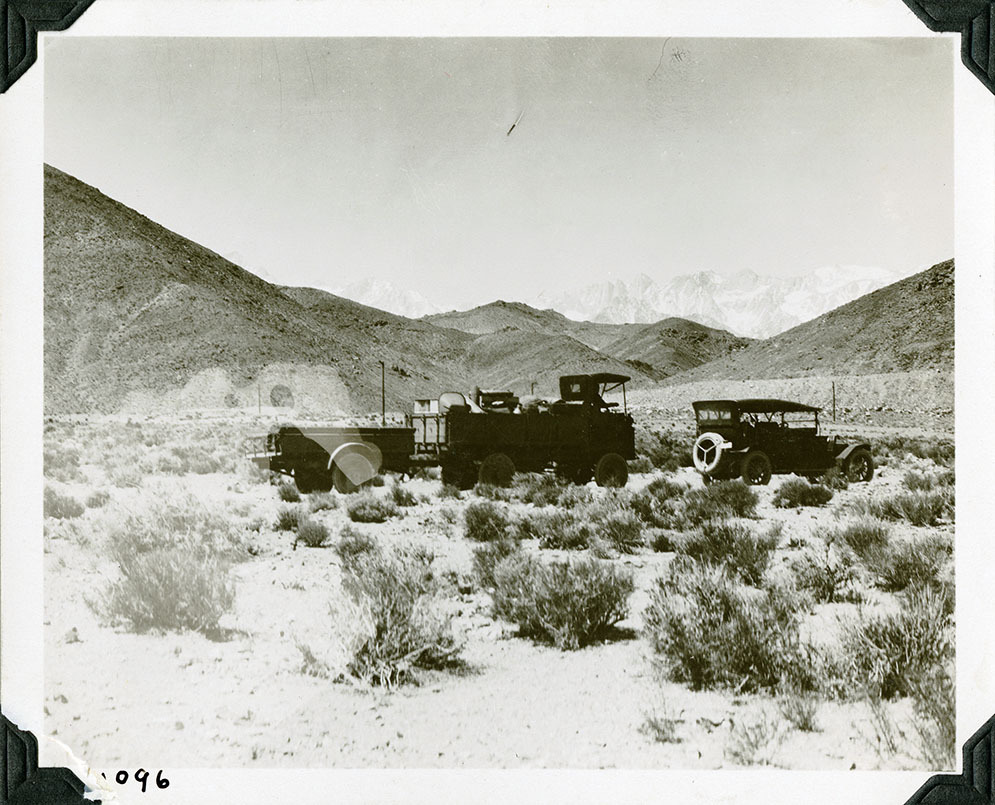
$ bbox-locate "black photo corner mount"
[0,712,96,805]
[905,713,995,804]
[901,0,995,93]
[0,0,97,93]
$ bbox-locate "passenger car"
[690,398,873,485]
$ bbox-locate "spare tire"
[693,432,728,474]
[478,452,516,487]
[594,453,628,488]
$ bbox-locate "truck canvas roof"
[692,399,821,414]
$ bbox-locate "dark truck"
[246,373,636,492]
[691,398,873,486]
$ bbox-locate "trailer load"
[246,373,636,492]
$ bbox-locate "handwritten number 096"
[107,769,170,791]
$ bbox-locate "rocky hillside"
[665,259,954,383]
[44,165,475,413]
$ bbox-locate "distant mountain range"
[43,164,952,415]
[334,267,903,339]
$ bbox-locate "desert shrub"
[556,485,595,508]
[295,516,330,548]
[389,483,418,508]
[513,472,566,507]
[439,483,461,500]
[44,486,84,520]
[100,547,235,635]
[491,553,634,650]
[772,478,834,509]
[275,506,303,532]
[308,492,337,512]
[631,477,688,528]
[831,517,890,558]
[680,481,759,528]
[627,456,654,474]
[162,444,226,475]
[863,533,952,593]
[277,480,302,502]
[635,427,693,472]
[851,490,953,527]
[590,504,644,554]
[650,529,680,552]
[676,521,779,586]
[472,537,523,589]
[43,445,84,483]
[464,501,512,542]
[835,584,953,700]
[346,492,399,523]
[643,558,814,693]
[86,489,111,508]
[778,692,820,732]
[724,709,787,766]
[789,541,858,603]
[368,474,386,487]
[909,665,956,769]
[903,469,955,492]
[473,483,512,502]
[334,525,378,570]
[817,466,849,491]
[340,547,462,687]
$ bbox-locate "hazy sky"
[45,37,953,308]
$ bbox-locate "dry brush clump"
[277,480,302,502]
[294,516,331,549]
[346,491,400,523]
[643,558,815,694]
[464,500,513,542]
[772,478,834,509]
[338,543,463,687]
[789,541,859,604]
[861,533,952,593]
[97,494,245,635]
[635,426,693,472]
[674,521,779,586]
[849,489,953,527]
[490,553,635,650]
[513,496,644,555]
[44,486,85,520]
[632,477,758,531]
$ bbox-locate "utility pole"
[257,384,261,414]
[832,381,836,423]
[379,361,386,425]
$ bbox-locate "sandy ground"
[43,413,952,771]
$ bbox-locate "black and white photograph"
[2,2,994,803]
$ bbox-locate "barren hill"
[665,259,954,383]
[426,301,752,379]
[44,164,473,413]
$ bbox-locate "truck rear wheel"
[478,452,515,488]
[594,453,628,488]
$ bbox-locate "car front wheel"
[844,449,874,483]
[740,451,772,486]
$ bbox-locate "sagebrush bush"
[44,486,84,519]
[514,473,566,507]
[295,516,330,548]
[834,584,953,700]
[472,537,522,589]
[850,490,953,527]
[635,427,693,472]
[817,466,849,491]
[779,692,820,732]
[789,541,858,603]
[473,483,512,502]
[308,492,337,512]
[590,503,645,554]
[515,508,590,549]
[439,483,461,500]
[680,481,759,528]
[43,445,84,483]
[491,553,634,649]
[389,483,418,507]
[340,546,461,687]
[334,525,378,571]
[278,481,302,502]
[276,506,303,532]
[772,478,834,509]
[863,533,952,592]
[101,547,235,634]
[346,492,399,523]
[877,436,954,468]
[631,477,688,528]
[831,518,890,558]
[643,558,814,693]
[464,501,512,542]
[86,489,111,508]
[676,521,779,586]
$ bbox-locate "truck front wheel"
[594,453,628,488]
